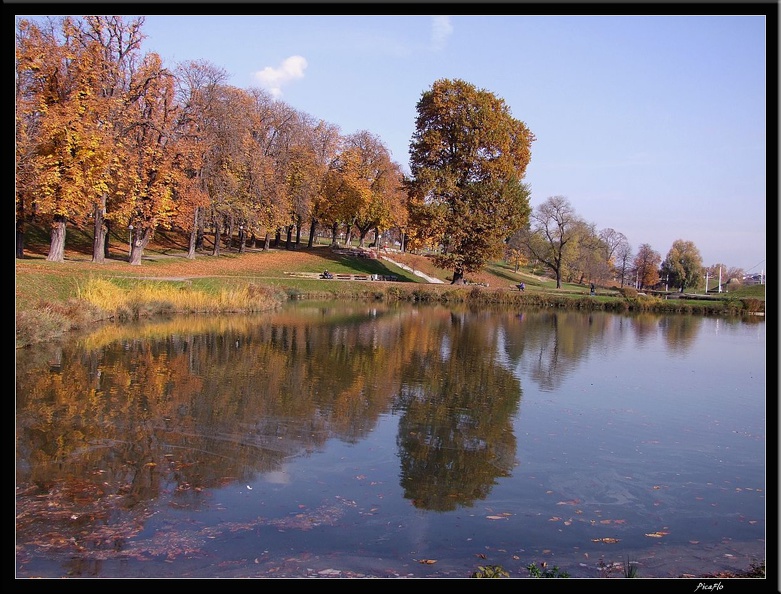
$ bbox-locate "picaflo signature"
[694,583,723,592]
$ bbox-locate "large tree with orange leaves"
[408,78,535,284]
[16,16,116,262]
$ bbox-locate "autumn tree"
[278,110,323,250]
[633,243,661,290]
[563,220,607,285]
[407,78,535,284]
[598,228,629,284]
[305,120,342,247]
[76,16,147,263]
[339,131,405,248]
[15,16,114,263]
[197,85,255,256]
[320,146,370,245]
[173,60,229,258]
[510,196,583,289]
[615,240,633,287]
[661,239,703,293]
[117,52,182,265]
[14,18,58,258]
[725,266,746,283]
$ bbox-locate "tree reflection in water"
[15,303,765,578]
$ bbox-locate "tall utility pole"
[704,271,709,293]
[718,267,722,293]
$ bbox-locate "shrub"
[471,565,510,578]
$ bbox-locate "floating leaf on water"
[591,537,620,544]
[486,515,508,520]
[556,499,581,505]
[418,559,437,564]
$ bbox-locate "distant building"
[742,273,765,286]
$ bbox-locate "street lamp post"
[128,224,134,258]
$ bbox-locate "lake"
[15,302,766,579]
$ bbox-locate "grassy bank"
[15,230,766,348]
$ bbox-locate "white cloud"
[431,16,453,51]
[253,55,308,98]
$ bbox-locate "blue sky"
[20,13,770,273]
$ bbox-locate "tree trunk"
[331,222,339,246]
[227,216,235,251]
[238,227,246,253]
[286,225,294,250]
[187,207,198,259]
[129,226,152,265]
[16,217,25,259]
[307,218,317,248]
[46,215,67,262]
[92,198,107,263]
[195,214,205,252]
[263,232,271,251]
[103,220,112,260]
[212,218,221,257]
[295,216,303,247]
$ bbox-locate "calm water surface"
[15,302,766,578]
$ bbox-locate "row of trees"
[16,16,736,292]
[508,195,745,292]
[16,16,408,265]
